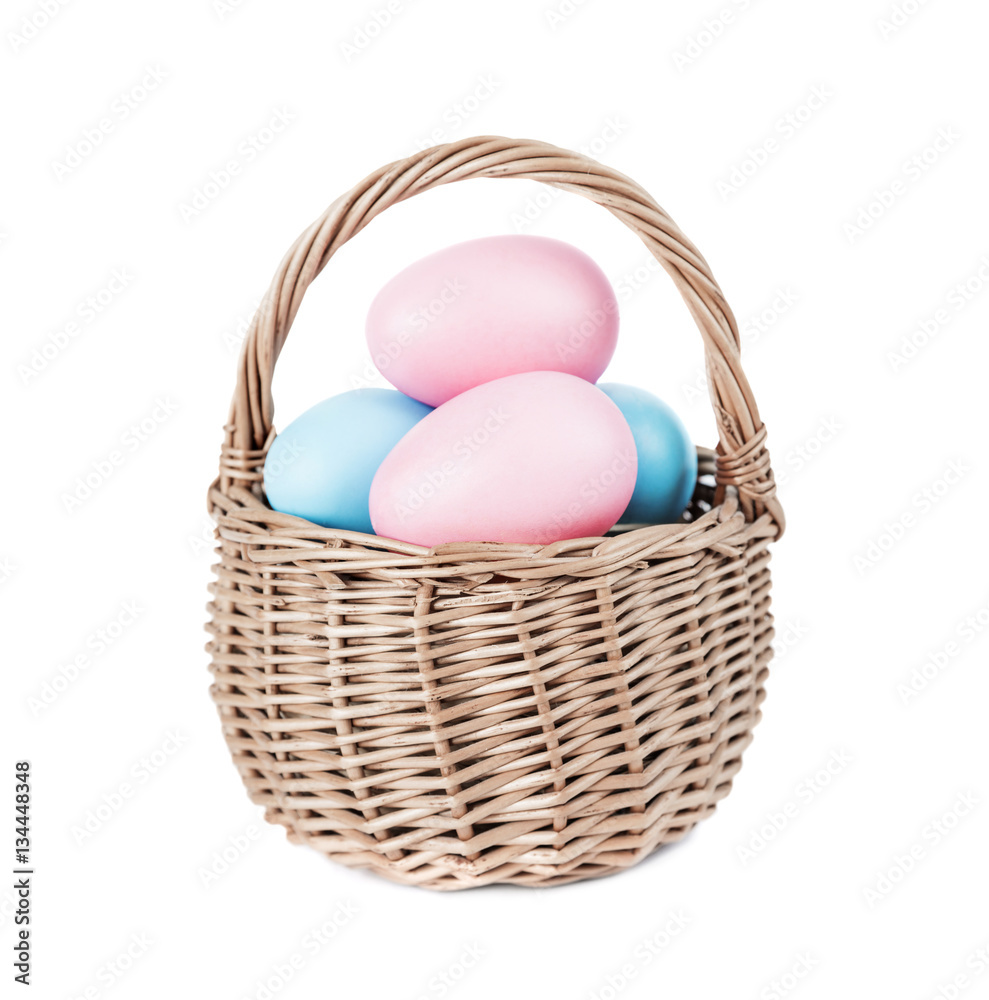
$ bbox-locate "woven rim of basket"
[212,135,784,558]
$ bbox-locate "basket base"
[209,486,777,891]
[284,809,708,891]
[248,725,756,890]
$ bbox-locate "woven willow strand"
[207,136,784,889]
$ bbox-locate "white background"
[3,0,988,997]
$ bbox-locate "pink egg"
[366,236,619,406]
[369,372,637,546]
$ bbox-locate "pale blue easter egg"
[598,383,697,526]
[263,389,433,533]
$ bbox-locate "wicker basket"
[206,135,785,890]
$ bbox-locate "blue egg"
[263,389,433,533]
[598,383,697,526]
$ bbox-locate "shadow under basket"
[206,135,785,890]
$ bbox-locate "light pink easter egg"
[366,236,619,406]
[369,372,637,546]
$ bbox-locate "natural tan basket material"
[206,135,784,889]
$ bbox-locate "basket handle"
[220,135,783,531]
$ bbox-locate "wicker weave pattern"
[206,136,784,889]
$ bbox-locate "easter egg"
[365,236,619,406]
[263,389,432,533]
[369,371,637,546]
[598,383,697,526]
